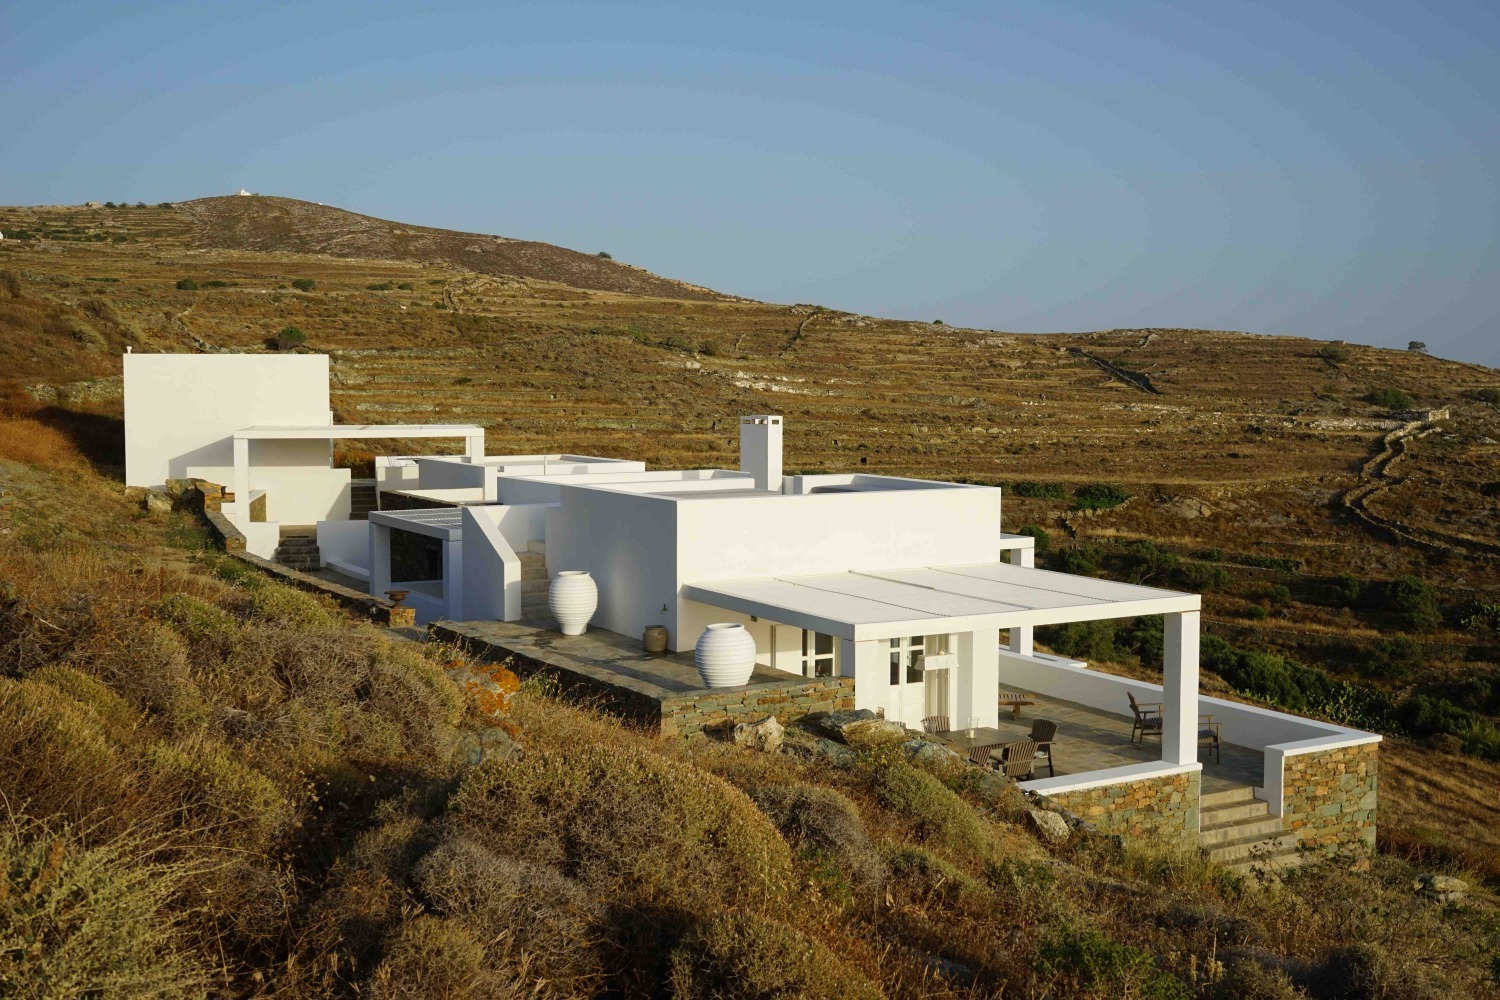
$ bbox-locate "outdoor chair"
[922,715,951,735]
[968,744,1001,769]
[1127,692,1164,745]
[1199,715,1222,764]
[995,740,1038,780]
[1028,718,1057,777]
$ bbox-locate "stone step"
[1200,799,1272,826]
[521,578,549,597]
[278,538,319,550]
[1224,847,1310,878]
[1200,814,1283,847]
[521,565,548,581]
[1206,830,1297,864]
[1200,785,1257,810]
[526,539,546,556]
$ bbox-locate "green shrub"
[413,837,603,991]
[0,815,205,998]
[596,251,612,259]
[1462,600,1500,633]
[1018,524,1050,551]
[663,335,693,351]
[1329,573,1365,608]
[1050,545,1100,576]
[367,282,394,291]
[752,784,886,895]
[246,580,338,629]
[1037,928,1191,1000]
[0,677,139,825]
[1408,340,1427,352]
[0,269,21,297]
[201,279,234,288]
[881,843,980,899]
[700,339,720,357]
[142,741,289,850]
[1475,388,1500,406]
[290,278,316,292]
[1316,344,1349,363]
[1383,574,1442,631]
[1245,603,1269,620]
[158,592,240,647]
[33,665,140,739]
[396,282,414,290]
[1366,388,1413,410]
[668,912,883,1000]
[174,278,197,291]
[1267,583,1292,606]
[1074,483,1129,511]
[1040,619,1118,664]
[1010,480,1068,500]
[1122,540,1178,584]
[1176,561,1229,591]
[366,915,499,999]
[447,741,793,908]
[273,325,307,350]
[869,762,989,858]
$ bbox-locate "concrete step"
[1200,799,1272,826]
[1200,815,1283,847]
[1200,785,1257,810]
[521,566,548,582]
[1207,830,1297,864]
[526,539,546,555]
[521,578,549,597]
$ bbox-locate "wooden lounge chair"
[1028,719,1057,777]
[1127,692,1164,745]
[921,715,950,735]
[997,740,1038,780]
[1199,715,1222,764]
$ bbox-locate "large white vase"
[695,623,757,688]
[548,571,597,636]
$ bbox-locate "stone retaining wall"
[659,678,855,737]
[1040,769,1200,851]
[1282,742,1377,855]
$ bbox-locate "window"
[803,630,836,678]
[889,636,925,684]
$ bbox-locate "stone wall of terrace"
[1281,742,1378,855]
[659,678,854,737]
[1039,768,1201,851]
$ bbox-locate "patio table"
[939,727,1010,752]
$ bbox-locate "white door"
[887,636,926,727]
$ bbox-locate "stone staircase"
[1201,786,1305,875]
[519,541,550,622]
[274,527,322,572]
[350,480,378,520]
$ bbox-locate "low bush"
[413,837,604,993]
[1050,545,1101,576]
[1382,574,1442,631]
[366,915,500,999]
[174,278,197,291]
[752,783,886,895]
[1039,618,1118,664]
[273,325,307,350]
[1018,523,1051,550]
[142,741,290,851]
[1317,344,1350,363]
[869,762,989,859]
[668,912,883,1000]
[1475,387,1500,406]
[1073,483,1129,511]
[290,278,316,292]
[1037,927,1191,1000]
[1366,387,1413,410]
[0,814,205,998]
[446,741,794,909]
[1010,480,1068,500]
[881,843,980,899]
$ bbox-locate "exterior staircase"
[519,541,550,622]
[1201,786,1305,875]
[350,480,378,520]
[274,527,322,572]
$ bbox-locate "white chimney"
[739,415,783,492]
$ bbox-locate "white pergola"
[684,561,1203,765]
[230,423,485,510]
[367,508,466,622]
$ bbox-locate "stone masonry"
[1041,769,1201,851]
[1281,742,1377,855]
[658,678,854,737]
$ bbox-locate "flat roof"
[682,562,1199,641]
[234,423,483,440]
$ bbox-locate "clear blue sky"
[3,1,1497,366]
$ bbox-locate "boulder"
[1413,873,1467,903]
[455,726,519,768]
[841,718,909,748]
[783,736,858,768]
[122,485,148,504]
[1026,809,1072,845]
[732,715,784,752]
[902,738,962,767]
[144,490,173,513]
[818,708,876,738]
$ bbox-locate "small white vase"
[695,623,757,688]
[548,571,597,636]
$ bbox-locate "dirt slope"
[179,195,731,301]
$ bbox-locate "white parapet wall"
[998,650,1380,814]
[317,520,372,581]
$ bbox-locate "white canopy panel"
[682,562,1199,641]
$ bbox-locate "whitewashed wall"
[124,354,331,488]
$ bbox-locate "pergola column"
[840,639,887,716]
[1007,547,1035,656]
[465,432,486,462]
[231,436,250,520]
[1162,611,1201,765]
[443,536,464,621]
[957,628,1000,729]
[369,521,392,599]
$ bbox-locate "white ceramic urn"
[548,571,597,636]
[694,623,757,688]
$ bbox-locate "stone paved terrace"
[993,685,1263,793]
[429,619,855,735]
